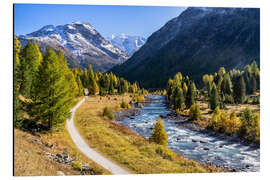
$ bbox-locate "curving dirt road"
[66,96,131,175]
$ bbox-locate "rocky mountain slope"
[19,22,129,72]
[107,34,146,56]
[111,7,260,89]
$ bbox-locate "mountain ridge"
[107,34,146,56]
[19,21,129,72]
[111,7,260,89]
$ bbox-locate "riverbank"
[161,111,259,148]
[74,94,220,174]
[117,94,259,172]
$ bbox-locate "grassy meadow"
[74,94,221,174]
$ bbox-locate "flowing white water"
[118,95,260,172]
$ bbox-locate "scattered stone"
[192,139,197,142]
[57,171,65,176]
[219,145,223,148]
[176,138,181,141]
[32,139,42,145]
[45,152,73,164]
[44,142,54,148]
[80,162,95,175]
[203,147,210,151]
[56,153,62,158]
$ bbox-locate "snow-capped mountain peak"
[108,34,146,56]
[19,22,129,72]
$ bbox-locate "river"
[118,94,260,172]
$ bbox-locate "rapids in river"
[118,95,260,172]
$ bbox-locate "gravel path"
[66,96,131,175]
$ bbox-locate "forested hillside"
[14,36,142,131]
[111,7,260,89]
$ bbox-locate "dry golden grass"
[14,127,110,176]
[195,99,260,127]
[74,94,220,174]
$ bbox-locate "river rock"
[200,140,207,143]
[203,147,210,151]
[160,115,167,118]
[192,139,197,142]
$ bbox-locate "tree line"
[166,72,197,112]
[202,61,260,110]
[14,37,142,130]
[165,61,260,143]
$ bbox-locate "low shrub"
[120,101,130,109]
[155,145,174,160]
[103,107,114,120]
[240,108,260,143]
[72,160,82,171]
[189,104,201,120]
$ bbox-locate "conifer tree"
[81,68,89,88]
[166,79,174,101]
[124,80,129,93]
[206,81,212,97]
[57,51,79,99]
[14,36,24,127]
[189,104,201,120]
[108,78,114,95]
[233,75,246,104]
[31,47,73,129]
[149,117,168,146]
[173,86,185,110]
[219,67,226,76]
[221,73,233,95]
[182,82,188,96]
[209,83,220,110]
[87,65,99,95]
[251,76,257,94]
[19,41,41,98]
[185,82,196,108]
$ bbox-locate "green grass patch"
[74,94,221,174]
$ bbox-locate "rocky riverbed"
[161,111,259,148]
[117,94,260,172]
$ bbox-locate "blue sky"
[14,4,186,38]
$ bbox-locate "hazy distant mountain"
[111,7,260,89]
[107,34,146,56]
[19,21,129,72]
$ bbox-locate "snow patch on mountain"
[20,22,129,63]
[107,34,146,56]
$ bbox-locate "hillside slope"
[14,129,109,176]
[111,7,260,89]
